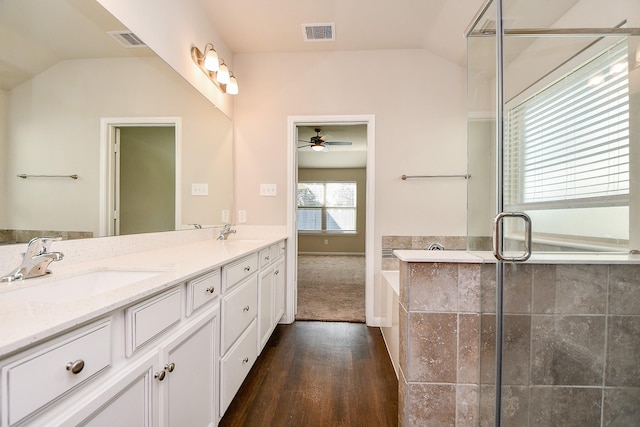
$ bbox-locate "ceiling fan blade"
[297,144,313,148]
[325,141,352,145]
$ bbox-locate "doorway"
[99,117,182,236]
[286,115,376,325]
[296,124,367,322]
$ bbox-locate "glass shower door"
[468,0,640,425]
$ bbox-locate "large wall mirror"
[0,0,233,244]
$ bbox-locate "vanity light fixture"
[191,43,238,95]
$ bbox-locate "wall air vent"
[107,31,147,48]
[302,23,335,42]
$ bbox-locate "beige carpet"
[296,255,365,323]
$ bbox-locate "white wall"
[233,49,468,318]
[97,0,235,119]
[234,48,467,228]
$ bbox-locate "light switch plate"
[191,183,208,196]
[221,210,230,222]
[238,210,247,223]
[260,183,277,197]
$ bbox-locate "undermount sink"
[0,268,166,303]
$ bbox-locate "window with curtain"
[297,182,357,232]
[505,40,629,210]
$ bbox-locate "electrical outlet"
[260,184,277,197]
[221,210,230,223]
[324,239,329,245]
[191,183,208,196]
[238,210,247,223]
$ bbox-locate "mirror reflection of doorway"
[115,126,176,235]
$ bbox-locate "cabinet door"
[258,267,275,352]
[80,365,154,427]
[274,259,286,324]
[158,306,218,427]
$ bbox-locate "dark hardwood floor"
[219,321,398,427]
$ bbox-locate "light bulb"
[203,45,219,72]
[217,62,230,84]
[311,144,324,152]
[227,75,238,95]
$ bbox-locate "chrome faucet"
[1,237,64,282]
[217,224,236,240]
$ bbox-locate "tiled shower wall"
[399,260,640,426]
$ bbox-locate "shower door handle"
[493,212,532,262]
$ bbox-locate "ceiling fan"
[298,128,352,151]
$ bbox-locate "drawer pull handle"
[155,370,166,381]
[66,359,85,375]
[205,286,215,294]
[242,357,249,364]
[165,362,176,373]
[243,305,250,312]
[243,266,251,272]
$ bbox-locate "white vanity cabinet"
[0,238,287,427]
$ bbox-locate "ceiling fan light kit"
[298,128,353,152]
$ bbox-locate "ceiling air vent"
[302,23,335,42]
[107,31,147,48]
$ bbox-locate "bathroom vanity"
[0,234,286,426]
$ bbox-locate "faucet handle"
[26,237,62,256]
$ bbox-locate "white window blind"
[505,41,629,209]
[297,182,357,232]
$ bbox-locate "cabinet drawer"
[125,287,181,356]
[222,253,258,292]
[186,270,220,316]
[259,247,272,268]
[220,319,257,416]
[221,275,257,353]
[4,320,111,426]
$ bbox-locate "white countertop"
[0,235,286,357]
[394,249,640,264]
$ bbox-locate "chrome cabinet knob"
[243,266,251,272]
[165,362,175,373]
[243,306,250,312]
[66,359,85,375]
[154,370,166,381]
[242,357,249,364]
[205,286,215,294]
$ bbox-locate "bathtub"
[380,270,399,379]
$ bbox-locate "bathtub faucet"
[1,237,64,282]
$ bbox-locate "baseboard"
[298,251,365,256]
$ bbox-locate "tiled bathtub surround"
[396,252,640,426]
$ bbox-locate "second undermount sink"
[0,268,166,304]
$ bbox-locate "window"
[297,182,357,232]
[505,41,629,209]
